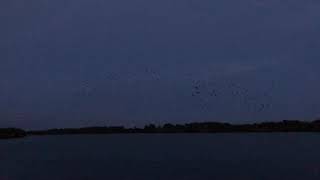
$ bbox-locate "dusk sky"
[1,0,320,129]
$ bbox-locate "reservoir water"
[1,133,320,180]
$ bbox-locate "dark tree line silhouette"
[28,119,320,136]
[0,128,27,139]
[2,120,320,139]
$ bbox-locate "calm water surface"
[1,133,320,180]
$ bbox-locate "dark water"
[1,134,320,180]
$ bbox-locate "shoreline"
[2,120,320,139]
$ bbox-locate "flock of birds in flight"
[80,67,275,113]
[190,79,274,112]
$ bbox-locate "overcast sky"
[1,0,320,129]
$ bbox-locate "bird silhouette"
[189,78,275,113]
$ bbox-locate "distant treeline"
[28,120,320,135]
[3,120,320,139]
[0,128,27,139]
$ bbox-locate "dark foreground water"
[1,133,320,180]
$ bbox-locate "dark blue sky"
[1,0,320,129]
